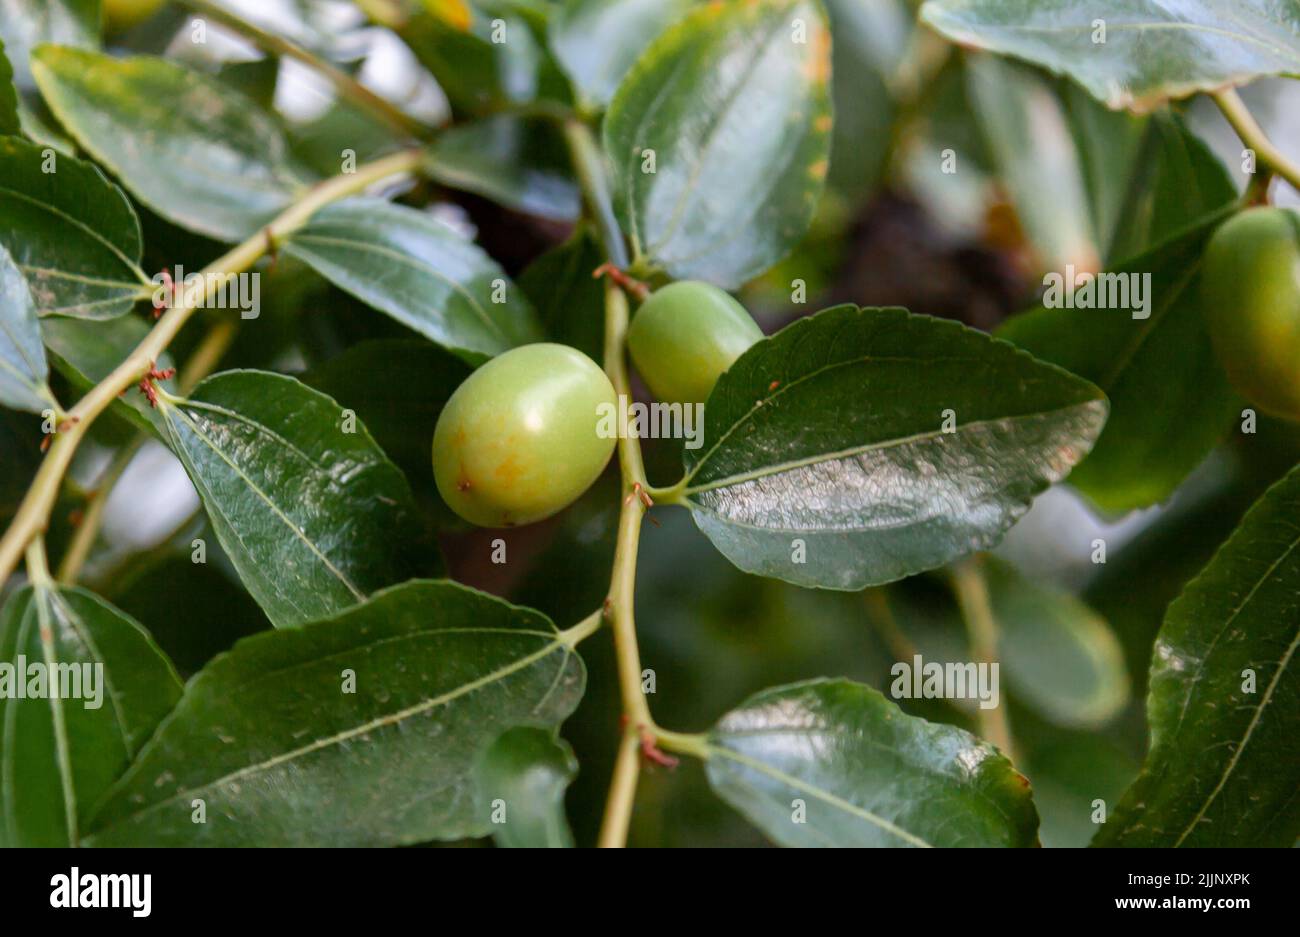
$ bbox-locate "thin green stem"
[949,556,1018,763]
[563,118,628,269]
[596,731,642,848]
[0,149,425,590]
[655,727,711,761]
[601,282,653,731]
[175,0,433,140]
[1213,89,1300,196]
[54,438,143,586]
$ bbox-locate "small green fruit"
[1203,207,1300,421]
[432,343,617,527]
[628,281,763,406]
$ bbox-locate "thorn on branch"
[592,262,650,300]
[137,363,176,408]
[639,728,679,769]
[153,268,177,319]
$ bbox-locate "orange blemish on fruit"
[803,27,831,85]
[814,114,832,133]
[492,451,524,486]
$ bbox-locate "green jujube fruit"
[432,343,617,527]
[1203,207,1300,421]
[628,281,763,406]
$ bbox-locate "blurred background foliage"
[5,0,1300,846]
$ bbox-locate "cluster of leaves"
[1,0,1297,848]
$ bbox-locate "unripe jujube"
[1202,207,1300,421]
[432,344,617,527]
[628,281,763,406]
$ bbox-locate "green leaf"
[1100,112,1237,265]
[41,313,176,432]
[0,584,183,847]
[517,225,605,363]
[0,37,18,133]
[301,338,471,525]
[680,305,1107,589]
[155,370,423,629]
[31,45,306,242]
[0,0,98,91]
[476,726,577,848]
[549,0,692,106]
[1095,465,1300,847]
[997,211,1240,513]
[401,6,569,117]
[981,558,1129,728]
[0,136,148,319]
[703,679,1039,847]
[967,53,1098,273]
[604,0,833,289]
[284,197,544,362]
[425,115,580,221]
[823,0,905,203]
[920,0,1300,112]
[84,581,587,846]
[0,245,52,413]
[883,561,1129,728]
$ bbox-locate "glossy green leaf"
[920,0,1300,113]
[1095,465,1300,847]
[284,197,543,362]
[704,679,1039,847]
[0,0,97,91]
[679,305,1107,589]
[41,313,176,432]
[0,37,18,133]
[0,584,183,847]
[476,726,577,848]
[998,212,1240,513]
[84,581,587,846]
[302,338,471,525]
[982,558,1129,728]
[604,0,833,289]
[155,370,422,629]
[549,0,692,106]
[0,245,52,413]
[0,136,148,319]
[517,225,605,363]
[31,45,306,242]
[425,116,579,221]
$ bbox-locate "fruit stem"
[1212,89,1300,196]
[0,149,426,591]
[594,279,660,848]
[948,555,1020,765]
[563,118,629,269]
[174,0,435,141]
